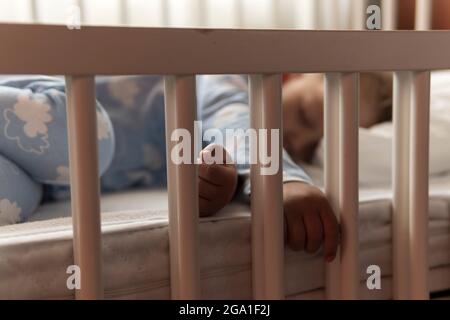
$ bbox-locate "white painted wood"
[339,73,359,299]
[392,71,412,299]
[164,75,200,299]
[260,74,284,299]
[65,76,103,300]
[249,75,265,299]
[409,71,430,300]
[415,0,433,31]
[1,25,449,75]
[249,74,284,299]
[324,73,341,299]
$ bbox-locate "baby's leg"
[0,154,42,225]
[0,76,114,188]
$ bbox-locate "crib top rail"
[1,23,450,75]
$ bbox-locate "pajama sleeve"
[196,75,312,198]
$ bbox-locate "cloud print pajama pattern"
[0,75,310,225]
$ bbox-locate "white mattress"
[1,174,450,299]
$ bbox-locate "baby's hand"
[283,182,339,262]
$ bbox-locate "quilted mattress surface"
[1,175,450,299]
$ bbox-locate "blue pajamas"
[0,75,311,225]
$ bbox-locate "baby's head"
[282,73,392,163]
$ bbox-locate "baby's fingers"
[285,212,306,251]
[319,201,340,263]
[303,211,324,254]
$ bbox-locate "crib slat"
[324,73,341,299]
[249,74,285,300]
[164,75,200,299]
[249,75,265,299]
[415,0,433,31]
[249,75,265,300]
[409,71,430,300]
[392,71,412,299]
[382,0,398,30]
[65,76,103,300]
[339,73,360,299]
[261,74,284,299]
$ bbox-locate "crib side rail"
[1,24,450,74]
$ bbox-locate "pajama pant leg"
[0,154,42,224]
[0,76,115,220]
[93,75,168,191]
[196,75,312,198]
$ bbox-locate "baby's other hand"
[283,181,339,262]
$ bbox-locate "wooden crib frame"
[0,0,449,301]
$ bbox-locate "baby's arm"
[197,75,339,261]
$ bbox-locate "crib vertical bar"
[261,74,284,299]
[324,73,341,299]
[409,71,430,300]
[382,0,398,30]
[249,75,265,299]
[415,0,433,30]
[392,71,412,299]
[339,73,360,299]
[164,75,200,300]
[65,76,103,300]
[249,74,285,300]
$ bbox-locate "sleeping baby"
[282,71,450,187]
[0,75,339,262]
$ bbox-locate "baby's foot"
[198,144,238,217]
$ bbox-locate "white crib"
[0,0,448,300]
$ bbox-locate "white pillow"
[313,70,450,188]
